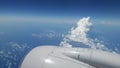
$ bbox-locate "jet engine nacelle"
[20,45,120,68]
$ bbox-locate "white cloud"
[9,42,29,51]
[32,31,62,38]
[32,33,42,38]
[60,17,108,50]
[0,42,29,68]
[60,41,72,47]
[46,32,55,38]
[32,32,56,38]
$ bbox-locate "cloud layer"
[0,42,29,68]
[0,15,77,23]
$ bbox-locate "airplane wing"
[20,46,120,68]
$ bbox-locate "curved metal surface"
[20,45,120,68]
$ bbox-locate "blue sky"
[0,0,120,23]
[0,0,120,39]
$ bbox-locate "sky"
[0,0,120,23]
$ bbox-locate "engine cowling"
[20,45,120,68]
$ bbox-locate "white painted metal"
[20,45,120,68]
